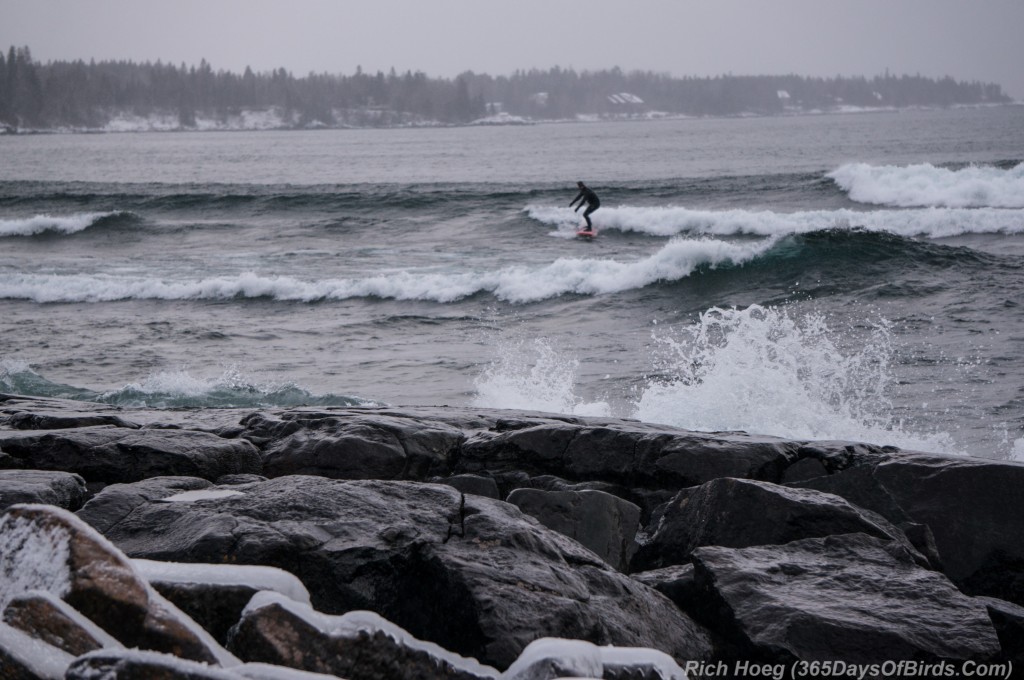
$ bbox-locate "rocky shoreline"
[1,392,1022,678]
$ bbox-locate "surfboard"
[576,229,597,239]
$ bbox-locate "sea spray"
[472,337,611,416]
[632,305,961,453]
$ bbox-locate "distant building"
[607,92,644,105]
[607,92,645,115]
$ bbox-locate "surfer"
[570,181,600,232]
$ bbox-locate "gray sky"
[4,0,1023,99]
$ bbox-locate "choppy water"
[2,106,1023,460]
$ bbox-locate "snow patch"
[502,637,687,680]
[133,558,311,605]
[0,507,73,609]
[158,488,246,503]
[0,622,75,679]
[242,591,500,678]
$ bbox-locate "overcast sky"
[4,0,1023,99]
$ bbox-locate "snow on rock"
[158,488,247,503]
[3,589,123,656]
[0,621,75,680]
[231,590,500,680]
[0,506,73,610]
[0,503,240,667]
[133,558,311,605]
[501,637,686,680]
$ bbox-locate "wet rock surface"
[1,393,1022,674]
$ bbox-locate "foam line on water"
[526,204,1024,238]
[0,237,775,304]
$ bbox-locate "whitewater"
[1,105,1022,460]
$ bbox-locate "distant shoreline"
[1,101,1019,136]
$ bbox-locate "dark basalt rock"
[0,469,88,511]
[631,477,930,572]
[505,488,640,572]
[79,475,714,669]
[239,411,465,480]
[793,452,1024,605]
[228,591,499,680]
[76,476,215,534]
[631,564,698,613]
[3,395,1023,669]
[689,533,1000,663]
[435,473,500,499]
[0,427,261,484]
[5,410,141,431]
[975,596,1024,663]
[457,424,802,491]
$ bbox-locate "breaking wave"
[0,237,775,304]
[0,211,134,237]
[828,161,1024,208]
[526,203,1024,238]
[0,360,375,409]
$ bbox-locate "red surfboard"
[576,229,597,239]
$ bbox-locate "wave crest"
[0,237,774,304]
[0,360,375,408]
[828,161,1024,208]
[0,211,133,237]
[527,203,1024,238]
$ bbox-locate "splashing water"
[472,337,610,416]
[1012,438,1024,463]
[632,305,960,453]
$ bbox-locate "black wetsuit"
[570,185,601,229]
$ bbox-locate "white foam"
[526,204,1024,239]
[109,366,273,399]
[472,306,963,454]
[1011,438,1024,463]
[0,212,120,237]
[632,305,961,454]
[0,237,774,304]
[829,161,1024,208]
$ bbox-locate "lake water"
[2,105,1023,460]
